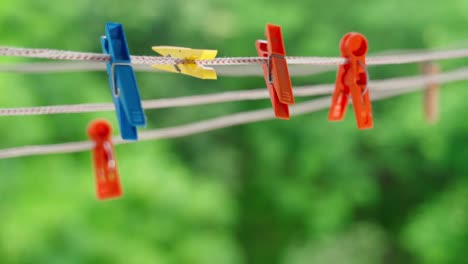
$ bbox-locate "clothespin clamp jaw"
[256,24,294,120]
[151,46,218,80]
[101,22,146,140]
[328,32,373,129]
[88,119,122,200]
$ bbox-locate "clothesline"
[2,46,468,67]
[0,79,445,160]
[0,67,464,116]
[0,61,335,77]
[0,39,464,160]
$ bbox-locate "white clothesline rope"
[1,47,463,76]
[0,84,331,116]
[2,46,468,66]
[0,67,466,117]
[0,81,441,160]
[0,62,334,77]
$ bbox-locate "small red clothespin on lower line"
[328,32,373,129]
[256,24,294,119]
[88,119,122,200]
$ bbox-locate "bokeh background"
[1,0,468,263]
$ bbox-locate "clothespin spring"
[162,54,185,73]
[267,54,285,83]
[339,60,370,99]
[358,60,370,92]
[110,62,133,97]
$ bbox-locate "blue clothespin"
[101,22,146,140]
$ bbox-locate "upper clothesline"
[2,46,468,67]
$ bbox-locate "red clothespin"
[256,24,294,119]
[87,119,122,200]
[328,32,373,129]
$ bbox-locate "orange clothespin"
[256,24,294,119]
[87,119,122,200]
[328,32,373,129]
[421,62,440,124]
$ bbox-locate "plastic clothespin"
[151,46,218,79]
[421,62,439,124]
[256,24,294,120]
[88,119,122,200]
[101,22,146,140]
[328,32,373,129]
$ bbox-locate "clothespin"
[88,119,122,200]
[151,46,218,79]
[101,22,146,140]
[328,32,373,129]
[256,24,294,119]
[421,62,440,124]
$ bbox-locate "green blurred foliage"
[1,0,468,263]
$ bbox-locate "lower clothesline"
[0,80,453,160]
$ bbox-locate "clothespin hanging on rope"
[88,119,122,200]
[101,22,146,140]
[256,23,294,119]
[151,46,218,79]
[421,61,440,124]
[328,32,373,129]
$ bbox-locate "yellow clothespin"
[152,46,218,80]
